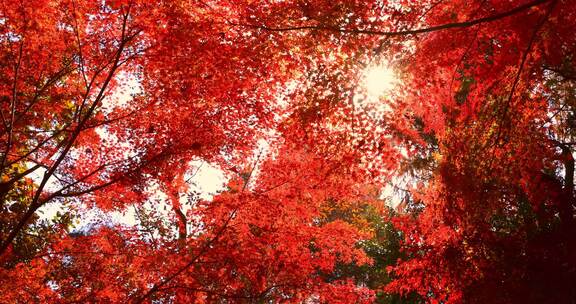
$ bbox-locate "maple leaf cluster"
[1,0,576,303]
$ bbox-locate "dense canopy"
[1,0,576,302]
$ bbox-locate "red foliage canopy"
[1,0,575,303]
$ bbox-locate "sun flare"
[364,65,397,98]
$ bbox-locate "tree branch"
[0,6,137,255]
[231,0,550,37]
[133,209,237,303]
